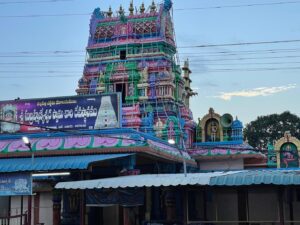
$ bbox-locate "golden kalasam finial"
[107,6,113,17]
[118,5,125,15]
[140,2,145,13]
[129,1,134,16]
[150,0,156,13]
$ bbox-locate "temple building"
[1,1,300,225]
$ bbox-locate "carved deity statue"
[197,118,201,127]
[141,67,148,82]
[211,121,218,142]
[154,118,164,138]
[99,71,105,87]
[99,71,104,79]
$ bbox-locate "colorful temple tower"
[76,0,196,147]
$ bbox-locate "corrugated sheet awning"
[55,172,238,189]
[210,170,300,186]
[0,154,132,173]
[56,170,300,189]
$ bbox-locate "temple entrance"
[115,83,126,103]
[85,188,144,225]
[88,205,121,225]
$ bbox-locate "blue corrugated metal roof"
[0,154,131,173]
[210,169,300,186]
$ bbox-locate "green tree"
[244,111,300,149]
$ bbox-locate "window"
[138,89,145,97]
[120,50,126,60]
[115,83,126,103]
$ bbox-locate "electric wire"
[2,42,300,56]
[1,40,300,56]
[0,0,75,4]
[187,55,300,62]
[179,47,300,56]
[1,1,300,18]
[178,40,300,49]
[174,1,300,11]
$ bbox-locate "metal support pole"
[80,190,85,225]
[20,196,23,225]
[182,187,187,225]
[28,146,34,164]
[278,188,285,225]
[80,172,85,225]
[179,137,187,177]
[27,195,32,225]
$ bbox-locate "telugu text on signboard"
[0,93,121,133]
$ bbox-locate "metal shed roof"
[0,154,132,172]
[55,171,239,189]
[210,169,300,186]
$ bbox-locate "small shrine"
[191,108,262,170]
[274,131,300,168]
[195,108,243,143]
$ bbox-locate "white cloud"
[214,84,297,101]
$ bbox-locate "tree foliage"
[244,111,300,149]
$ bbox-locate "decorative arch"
[280,143,299,168]
[200,108,223,142]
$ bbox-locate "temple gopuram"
[76,0,197,148]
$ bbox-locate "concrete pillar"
[28,196,32,225]
[278,188,285,225]
[33,194,40,225]
[80,191,85,225]
[164,189,176,223]
[52,191,62,225]
[123,207,130,225]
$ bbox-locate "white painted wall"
[11,193,53,225]
[39,192,53,225]
[199,159,244,171]
[11,196,30,216]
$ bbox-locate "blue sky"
[0,0,299,124]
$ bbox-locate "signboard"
[0,93,121,133]
[0,173,32,196]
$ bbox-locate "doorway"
[115,83,126,103]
